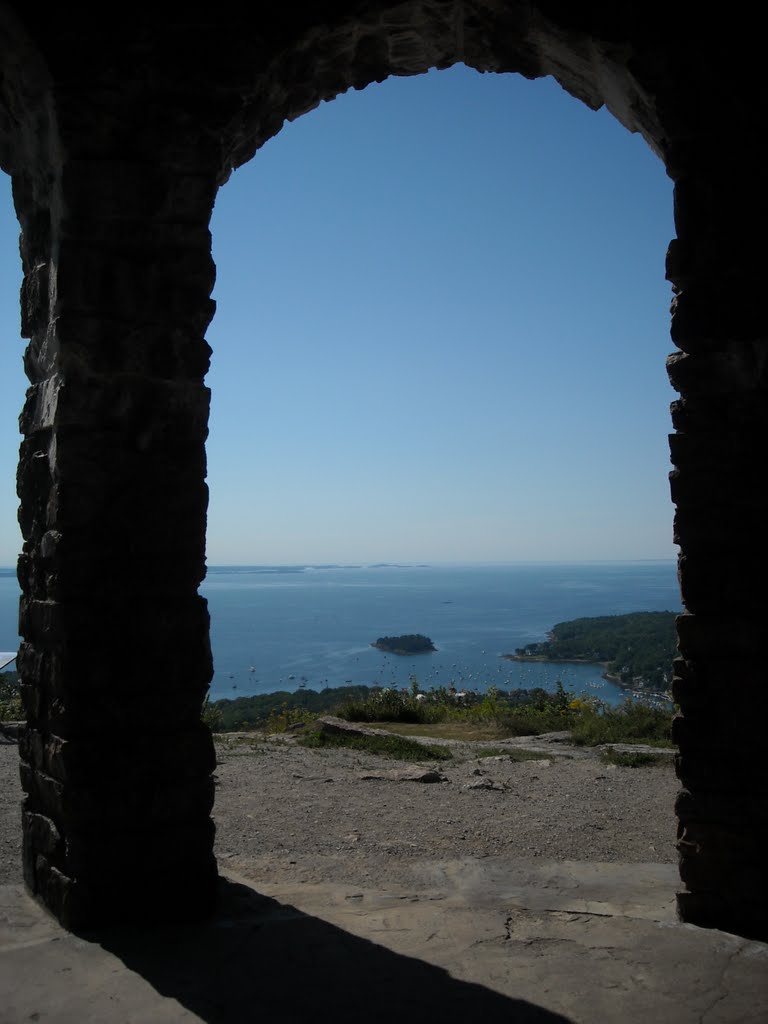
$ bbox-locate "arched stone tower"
[0,2,764,939]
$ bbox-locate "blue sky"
[0,65,677,567]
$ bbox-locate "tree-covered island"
[505,611,678,691]
[372,634,436,655]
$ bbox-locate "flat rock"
[598,743,676,757]
[3,862,766,1024]
[312,716,394,738]
[464,778,507,792]
[356,767,445,783]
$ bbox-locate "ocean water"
[0,561,681,707]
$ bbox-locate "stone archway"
[0,2,764,939]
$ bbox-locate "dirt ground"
[0,728,680,889]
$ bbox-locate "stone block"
[670,285,766,349]
[27,725,216,788]
[42,686,210,740]
[22,810,62,857]
[672,660,744,710]
[672,504,768,554]
[46,855,220,930]
[669,465,765,511]
[675,612,767,661]
[670,394,768,441]
[54,313,213,379]
[19,764,66,823]
[675,752,765,796]
[23,770,214,831]
[63,819,216,878]
[19,259,49,336]
[672,707,765,750]
[668,345,768,395]
[676,551,768,616]
[676,788,768,829]
[55,238,216,330]
[60,160,216,225]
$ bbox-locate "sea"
[0,561,681,707]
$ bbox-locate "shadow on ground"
[84,877,572,1024]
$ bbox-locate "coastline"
[504,653,671,701]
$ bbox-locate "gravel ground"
[0,729,680,889]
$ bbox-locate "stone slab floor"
[1,859,766,1023]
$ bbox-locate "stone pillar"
[14,151,220,928]
[667,162,768,941]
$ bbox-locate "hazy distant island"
[505,611,677,691]
[372,633,437,655]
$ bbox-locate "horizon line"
[0,557,679,572]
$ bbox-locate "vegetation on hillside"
[210,684,374,731]
[1,658,673,751]
[205,677,673,749]
[509,611,678,690]
[3,655,673,750]
[336,680,673,746]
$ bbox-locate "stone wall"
[0,1,765,937]
[667,159,768,939]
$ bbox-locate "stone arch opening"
[1,3,763,940]
[205,65,673,571]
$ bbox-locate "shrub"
[0,672,22,722]
[338,678,460,724]
[570,698,673,747]
[336,680,584,736]
[200,695,223,732]
[265,703,317,733]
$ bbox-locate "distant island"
[372,634,436,655]
[505,611,678,691]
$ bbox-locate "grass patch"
[493,706,572,736]
[600,747,669,768]
[370,720,510,742]
[298,729,453,762]
[341,688,675,748]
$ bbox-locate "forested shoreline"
[507,611,677,691]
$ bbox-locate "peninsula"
[372,634,436,655]
[505,611,677,691]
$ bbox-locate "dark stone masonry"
[0,2,765,938]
